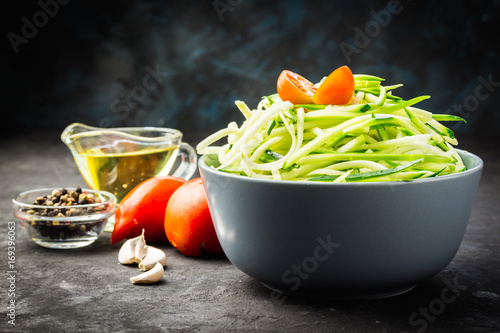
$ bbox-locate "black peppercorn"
[23,187,107,241]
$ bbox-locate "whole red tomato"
[164,178,223,256]
[111,176,186,244]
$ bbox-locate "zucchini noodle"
[196,74,467,182]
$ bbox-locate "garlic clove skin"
[133,238,147,264]
[138,246,167,271]
[130,262,164,284]
[118,239,137,264]
[118,229,147,265]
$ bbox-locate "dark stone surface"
[0,131,499,332]
[1,0,500,139]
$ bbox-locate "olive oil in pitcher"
[75,146,179,202]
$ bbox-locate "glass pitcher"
[61,123,197,203]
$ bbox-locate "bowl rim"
[199,149,483,187]
[61,122,184,145]
[12,187,116,222]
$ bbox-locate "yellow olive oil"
[74,146,179,202]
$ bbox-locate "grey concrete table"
[1,131,499,332]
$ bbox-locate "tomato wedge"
[312,66,355,105]
[277,70,317,104]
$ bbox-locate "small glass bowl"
[12,188,116,249]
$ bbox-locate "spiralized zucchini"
[196,74,466,182]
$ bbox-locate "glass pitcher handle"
[171,142,198,180]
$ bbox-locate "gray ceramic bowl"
[199,150,483,299]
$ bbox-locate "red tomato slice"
[312,66,355,105]
[277,70,317,104]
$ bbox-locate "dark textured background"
[2,0,499,140]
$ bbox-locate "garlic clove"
[130,262,164,284]
[133,237,147,264]
[118,239,137,264]
[138,246,167,271]
[118,229,147,265]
